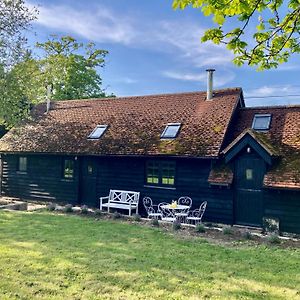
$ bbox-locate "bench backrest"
[109,190,140,204]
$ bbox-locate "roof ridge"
[242,104,300,110]
[46,87,242,104]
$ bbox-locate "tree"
[33,35,110,101]
[0,0,37,128]
[173,0,300,70]
[0,0,37,66]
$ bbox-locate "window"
[146,161,176,186]
[246,169,253,180]
[63,159,74,179]
[88,125,108,139]
[18,156,27,172]
[161,123,181,139]
[252,114,271,131]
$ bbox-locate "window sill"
[16,171,27,175]
[61,178,74,182]
[144,185,176,190]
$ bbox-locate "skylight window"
[88,125,108,139]
[252,114,271,131]
[161,123,181,139]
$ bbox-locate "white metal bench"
[100,190,140,216]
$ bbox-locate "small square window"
[252,114,271,131]
[146,161,176,186]
[18,156,27,172]
[63,159,74,179]
[246,169,253,180]
[161,123,181,139]
[88,125,108,139]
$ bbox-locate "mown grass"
[0,211,299,300]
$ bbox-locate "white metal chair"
[175,196,192,222]
[186,201,207,225]
[159,202,176,222]
[143,197,162,219]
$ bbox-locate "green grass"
[0,211,299,299]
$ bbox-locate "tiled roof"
[208,163,233,186]
[222,128,280,157]
[230,106,300,190]
[0,88,242,157]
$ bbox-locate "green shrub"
[63,204,73,213]
[81,205,89,214]
[243,231,253,240]
[195,224,206,233]
[112,212,122,219]
[132,213,141,222]
[172,220,181,231]
[267,234,281,244]
[223,226,233,235]
[94,209,103,217]
[150,219,159,227]
[47,203,56,211]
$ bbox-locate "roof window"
[161,123,181,139]
[252,114,271,131]
[88,125,108,139]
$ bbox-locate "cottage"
[0,72,299,233]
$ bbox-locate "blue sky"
[27,0,300,107]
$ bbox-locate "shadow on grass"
[0,211,299,299]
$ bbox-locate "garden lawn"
[0,211,299,300]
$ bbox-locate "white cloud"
[29,2,234,68]
[244,85,300,106]
[245,85,300,97]
[30,3,136,45]
[163,70,235,87]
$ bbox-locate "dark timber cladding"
[0,154,234,225]
[1,87,300,234]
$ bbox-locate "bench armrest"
[100,196,109,210]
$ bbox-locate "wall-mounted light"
[247,147,251,153]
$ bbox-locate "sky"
[26,0,300,107]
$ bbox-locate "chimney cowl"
[206,69,215,100]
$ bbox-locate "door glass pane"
[246,169,253,180]
[87,165,93,175]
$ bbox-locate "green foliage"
[242,231,253,240]
[132,213,142,222]
[47,203,56,211]
[63,204,73,213]
[222,226,233,235]
[172,220,182,231]
[0,65,31,128]
[94,209,103,217]
[0,35,112,127]
[20,35,111,103]
[80,205,89,215]
[267,234,281,244]
[150,218,160,227]
[195,223,206,233]
[0,0,37,66]
[112,211,122,219]
[173,0,300,70]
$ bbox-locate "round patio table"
[161,204,190,222]
[161,204,190,211]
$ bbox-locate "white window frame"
[160,123,181,139]
[252,114,272,131]
[88,125,108,139]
